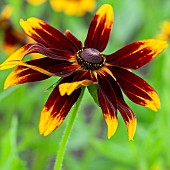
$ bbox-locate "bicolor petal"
[107,75,136,140]
[97,73,118,139]
[20,17,78,53]
[4,57,78,89]
[110,66,160,111]
[0,44,37,70]
[39,78,81,136]
[106,39,168,69]
[85,4,113,52]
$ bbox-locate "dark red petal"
[84,4,113,52]
[29,43,75,61]
[39,77,81,136]
[106,39,168,69]
[109,66,160,111]
[4,58,78,89]
[107,75,136,140]
[64,30,82,50]
[48,62,79,77]
[97,73,118,138]
[73,69,96,82]
[20,18,78,53]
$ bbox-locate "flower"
[27,0,96,16]
[0,6,26,54]
[0,4,168,140]
[157,21,170,41]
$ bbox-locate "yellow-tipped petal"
[105,115,118,139]
[145,91,160,112]
[85,4,114,52]
[59,80,93,96]
[139,39,168,60]
[126,117,137,141]
[4,67,27,89]
[96,4,113,27]
[0,44,33,70]
[39,106,63,136]
[4,61,55,89]
[20,18,43,37]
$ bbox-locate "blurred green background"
[0,0,170,170]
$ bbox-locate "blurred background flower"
[27,0,96,16]
[0,5,26,54]
[157,21,170,41]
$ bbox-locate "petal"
[110,66,160,111]
[4,58,77,89]
[59,70,95,96]
[4,58,53,89]
[0,44,36,70]
[64,30,82,50]
[39,77,81,136]
[106,39,168,69]
[59,80,93,96]
[33,46,75,61]
[20,17,78,53]
[84,4,113,52]
[107,75,137,140]
[97,73,118,139]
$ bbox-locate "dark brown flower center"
[76,48,105,70]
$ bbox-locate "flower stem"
[54,88,85,170]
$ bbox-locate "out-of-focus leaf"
[87,84,99,106]
[0,86,18,102]
[0,116,26,170]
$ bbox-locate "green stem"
[54,88,85,170]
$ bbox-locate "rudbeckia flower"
[0,6,26,54]
[27,0,96,16]
[0,4,168,140]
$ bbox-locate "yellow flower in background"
[27,0,47,5]
[157,21,170,41]
[50,0,96,16]
[27,0,96,16]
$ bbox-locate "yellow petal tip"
[105,116,118,139]
[145,91,160,112]
[126,117,137,141]
[96,4,114,28]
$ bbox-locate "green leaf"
[87,84,99,106]
[44,77,62,92]
[0,116,26,170]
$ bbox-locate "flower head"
[0,4,168,140]
[27,0,96,16]
[0,6,26,54]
